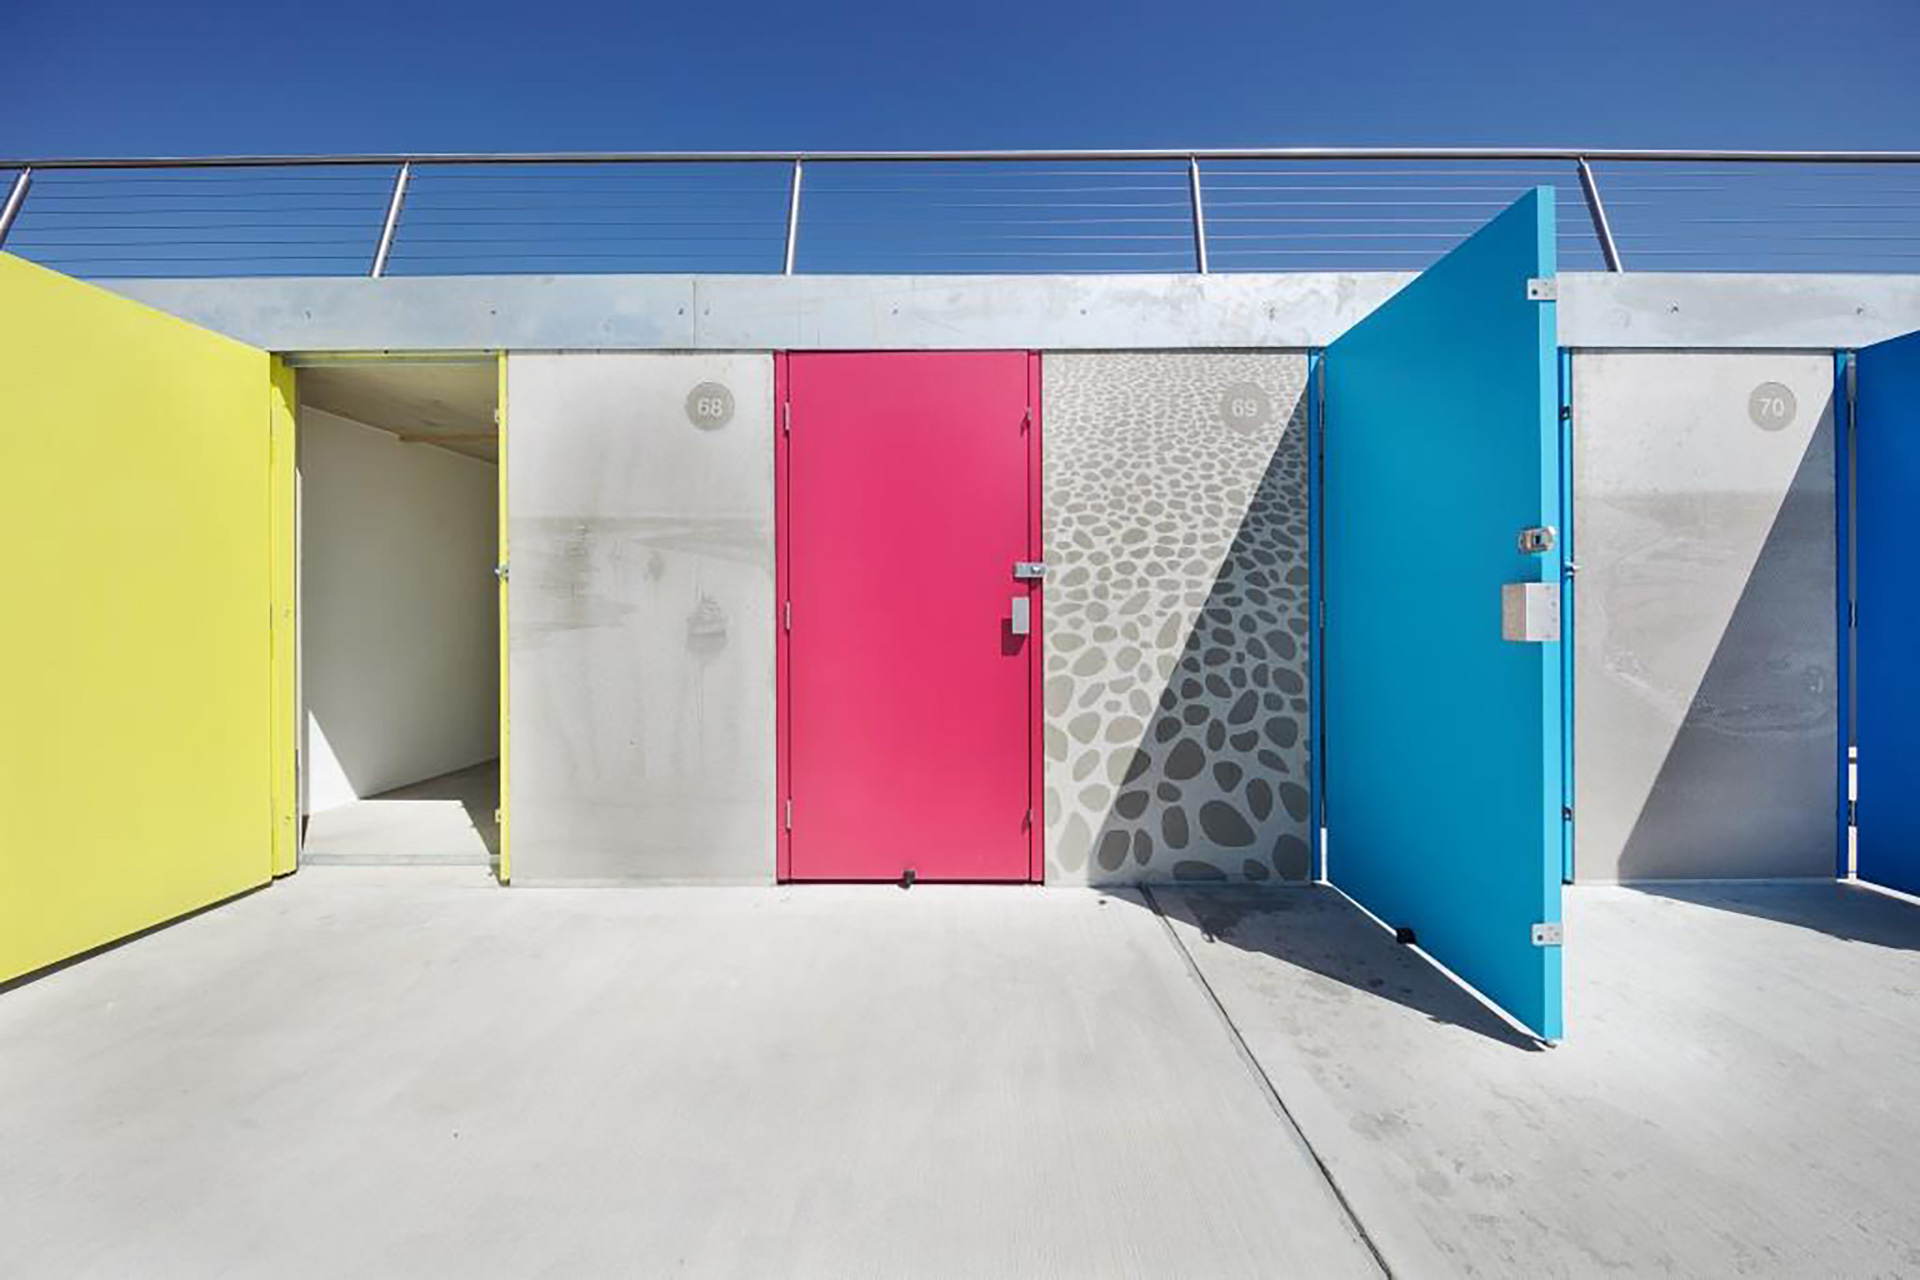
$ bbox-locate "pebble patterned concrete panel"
[507,353,775,883]
[1043,353,1312,885]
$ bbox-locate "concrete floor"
[1154,880,1920,1276]
[301,759,500,867]
[2,874,1917,1276]
[0,873,1376,1279]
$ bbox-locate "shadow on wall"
[1131,882,1546,1052]
[1612,423,1837,881]
[1044,354,1313,885]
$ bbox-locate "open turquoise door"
[1854,329,1920,895]
[1322,189,1565,1040]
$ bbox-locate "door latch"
[1517,526,1557,555]
[1012,561,1048,581]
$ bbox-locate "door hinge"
[784,799,793,830]
[783,600,792,631]
[1022,406,1032,431]
[1848,799,1858,828]
[782,401,791,435]
[1563,804,1574,822]
[494,562,509,581]
[1526,277,1558,301]
[1849,601,1858,628]
[1531,922,1564,946]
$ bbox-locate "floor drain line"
[1140,884,1394,1279]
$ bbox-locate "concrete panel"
[1572,352,1837,881]
[506,353,775,882]
[1043,353,1311,884]
[97,271,1920,355]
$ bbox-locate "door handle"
[1010,597,1032,636]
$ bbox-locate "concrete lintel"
[92,269,1920,354]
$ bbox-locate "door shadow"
[1626,879,1920,951]
[1128,882,1546,1052]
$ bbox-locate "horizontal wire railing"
[1,149,1915,279]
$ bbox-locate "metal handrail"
[4,148,1917,277]
[7,147,1920,168]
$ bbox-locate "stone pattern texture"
[1043,353,1312,884]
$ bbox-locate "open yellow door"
[0,254,297,984]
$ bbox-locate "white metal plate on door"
[1502,582,1561,642]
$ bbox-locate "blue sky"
[6,0,1916,277]
[10,0,1917,157]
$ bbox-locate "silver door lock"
[1013,561,1048,580]
[1517,526,1557,555]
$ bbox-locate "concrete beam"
[94,270,1920,354]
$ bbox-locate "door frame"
[1835,348,1854,881]
[773,350,1045,884]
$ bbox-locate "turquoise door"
[1322,190,1566,1040]
[1853,329,1920,895]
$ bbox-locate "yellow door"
[0,254,297,984]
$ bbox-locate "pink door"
[778,352,1041,882]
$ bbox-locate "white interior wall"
[300,406,499,813]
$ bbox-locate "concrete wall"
[474,342,1844,888]
[1043,353,1313,884]
[1571,352,1838,881]
[505,353,776,883]
[299,407,500,811]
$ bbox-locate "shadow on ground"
[1626,879,1920,951]
[1124,882,1544,1052]
[301,759,500,868]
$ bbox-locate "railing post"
[1188,156,1209,274]
[370,161,412,278]
[0,166,32,249]
[782,159,804,276]
[1576,157,1624,272]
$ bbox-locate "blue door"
[1854,330,1920,896]
[1322,189,1565,1040]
